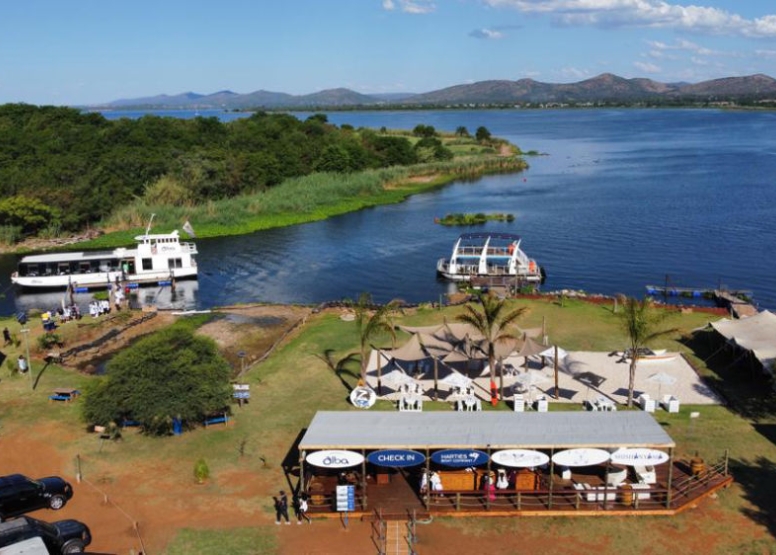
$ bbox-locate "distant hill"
[94,73,776,110]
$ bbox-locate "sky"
[2,0,776,106]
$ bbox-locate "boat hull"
[436,258,543,283]
[12,268,198,290]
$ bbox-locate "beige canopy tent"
[711,310,776,375]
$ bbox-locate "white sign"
[349,386,377,409]
[491,449,550,468]
[610,448,670,466]
[551,448,611,467]
[335,485,356,512]
[306,450,365,469]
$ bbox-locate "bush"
[194,459,210,484]
[37,333,63,351]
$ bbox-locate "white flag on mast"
[182,220,196,238]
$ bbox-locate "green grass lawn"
[1,299,774,554]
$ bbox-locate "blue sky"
[2,0,776,105]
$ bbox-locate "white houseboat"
[11,229,198,290]
[436,232,543,283]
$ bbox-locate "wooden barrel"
[691,458,705,476]
[620,484,633,506]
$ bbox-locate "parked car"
[0,475,73,521]
[0,516,91,554]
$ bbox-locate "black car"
[0,475,73,521]
[0,516,91,554]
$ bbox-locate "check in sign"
[336,485,356,512]
[367,449,426,468]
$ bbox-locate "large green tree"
[618,297,678,407]
[456,293,526,405]
[82,327,232,435]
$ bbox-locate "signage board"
[335,485,356,512]
[349,386,377,409]
[551,448,610,467]
[367,449,426,468]
[491,449,549,468]
[431,449,489,468]
[306,450,365,469]
[610,448,670,466]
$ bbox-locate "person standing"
[295,494,311,524]
[274,490,290,525]
[3,327,11,346]
[17,354,27,374]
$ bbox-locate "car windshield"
[36,520,58,536]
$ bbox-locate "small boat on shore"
[11,229,198,290]
[436,232,543,283]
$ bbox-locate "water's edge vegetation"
[76,156,527,250]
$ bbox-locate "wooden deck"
[305,457,732,520]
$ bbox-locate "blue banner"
[367,449,426,468]
[431,449,489,468]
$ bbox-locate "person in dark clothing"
[2,327,11,346]
[274,490,290,525]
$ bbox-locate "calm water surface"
[3,108,775,314]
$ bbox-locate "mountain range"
[96,73,776,110]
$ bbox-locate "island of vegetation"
[0,105,527,250]
[435,212,515,226]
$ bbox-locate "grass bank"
[79,156,526,250]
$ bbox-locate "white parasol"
[647,371,677,399]
[440,371,473,390]
[381,369,421,390]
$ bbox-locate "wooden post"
[548,448,554,509]
[424,449,430,510]
[666,447,675,509]
[554,345,559,400]
[486,445,492,511]
[361,449,368,510]
[75,454,82,484]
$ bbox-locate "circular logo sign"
[551,448,611,468]
[491,449,550,468]
[306,450,365,469]
[350,386,377,409]
[610,448,669,466]
[431,449,489,468]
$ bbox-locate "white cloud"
[557,66,591,80]
[481,0,776,38]
[755,49,776,59]
[470,28,505,39]
[634,60,661,73]
[384,0,435,14]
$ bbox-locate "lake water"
[2,108,775,314]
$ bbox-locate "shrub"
[194,459,210,484]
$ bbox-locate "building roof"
[298,410,674,451]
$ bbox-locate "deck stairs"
[371,509,418,555]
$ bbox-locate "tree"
[455,126,470,137]
[0,195,60,236]
[456,293,526,405]
[82,327,232,435]
[475,126,492,142]
[353,293,401,384]
[618,297,678,407]
[412,124,437,138]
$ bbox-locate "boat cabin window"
[141,258,153,271]
[168,258,183,269]
[58,263,71,275]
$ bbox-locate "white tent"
[711,311,776,374]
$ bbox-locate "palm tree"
[618,297,678,407]
[354,293,400,384]
[456,293,526,405]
